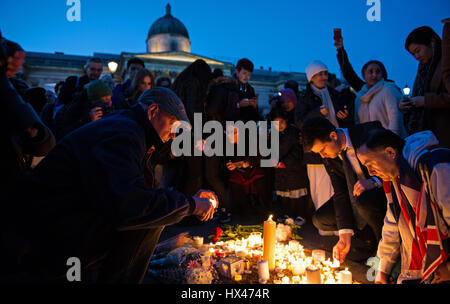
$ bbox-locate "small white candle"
[282,276,290,284]
[338,268,352,284]
[306,265,321,284]
[257,260,270,281]
[291,261,305,276]
[193,236,204,248]
[288,240,300,251]
[292,275,301,284]
[312,249,326,265]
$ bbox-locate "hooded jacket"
[377,131,450,283]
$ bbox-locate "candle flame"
[268,214,273,221]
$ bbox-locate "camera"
[91,99,112,116]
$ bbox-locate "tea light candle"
[263,215,276,270]
[193,236,204,248]
[306,265,321,284]
[234,274,242,282]
[338,268,352,284]
[288,240,300,251]
[312,249,326,265]
[257,260,270,281]
[281,276,290,284]
[291,261,305,276]
[292,275,301,284]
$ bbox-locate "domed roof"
[148,4,189,39]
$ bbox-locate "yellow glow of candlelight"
[268,214,273,221]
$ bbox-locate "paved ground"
[143,212,374,284]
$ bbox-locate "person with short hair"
[301,117,387,263]
[1,87,218,283]
[112,57,145,107]
[357,129,450,284]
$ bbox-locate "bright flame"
[268,214,273,221]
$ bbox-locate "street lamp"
[402,85,411,97]
[108,60,118,74]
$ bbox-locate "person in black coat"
[0,88,217,283]
[301,117,387,264]
[269,106,308,224]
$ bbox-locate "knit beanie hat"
[87,80,112,101]
[281,88,297,106]
[305,60,328,82]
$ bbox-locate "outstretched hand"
[192,189,219,221]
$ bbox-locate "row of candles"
[192,215,353,284]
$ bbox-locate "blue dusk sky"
[1,0,449,88]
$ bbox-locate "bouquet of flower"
[185,255,218,284]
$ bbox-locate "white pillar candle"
[257,260,270,281]
[338,268,352,284]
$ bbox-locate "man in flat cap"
[1,87,218,283]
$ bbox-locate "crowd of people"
[0,19,449,284]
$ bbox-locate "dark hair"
[405,26,441,51]
[127,58,145,70]
[86,57,103,66]
[156,76,172,88]
[361,60,388,80]
[236,58,254,73]
[130,68,155,102]
[362,128,405,154]
[212,68,224,79]
[173,59,212,106]
[55,81,65,95]
[284,80,299,95]
[301,117,336,152]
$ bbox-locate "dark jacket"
[336,48,365,92]
[4,105,195,281]
[206,76,261,124]
[274,124,307,191]
[0,74,55,197]
[112,78,132,109]
[322,121,385,231]
[294,83,354,129]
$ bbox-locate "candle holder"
[219,256,245,279]
[312,249,326,265]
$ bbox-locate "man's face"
[235,68,252,84]
[128,63,144,81]
[310,132,341,158]
[357,144,399,181]
[87,62,103,80]
[148,105,178,143]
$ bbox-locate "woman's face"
[139,76,153,93]
[408,43,434,64]
[311,71,328,89]
[363,63,383,88]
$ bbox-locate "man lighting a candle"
[301,117,387,264]
[0,87,218,283]
[357,129,450,284]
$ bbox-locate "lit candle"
[292,275,301,284]
[263,215,276,270]
[288,240,300,251]
[193,236,204,248]
[312,249,326,265]
[331,258,340,269]
[291,261,305,276]
[215,249,225,259]
[281,276,290,284]
[338,268,352,284]
[234,274,242,282]
[306,265,321,284]
[257,260,270,281]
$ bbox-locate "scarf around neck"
[310,83,339,128]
